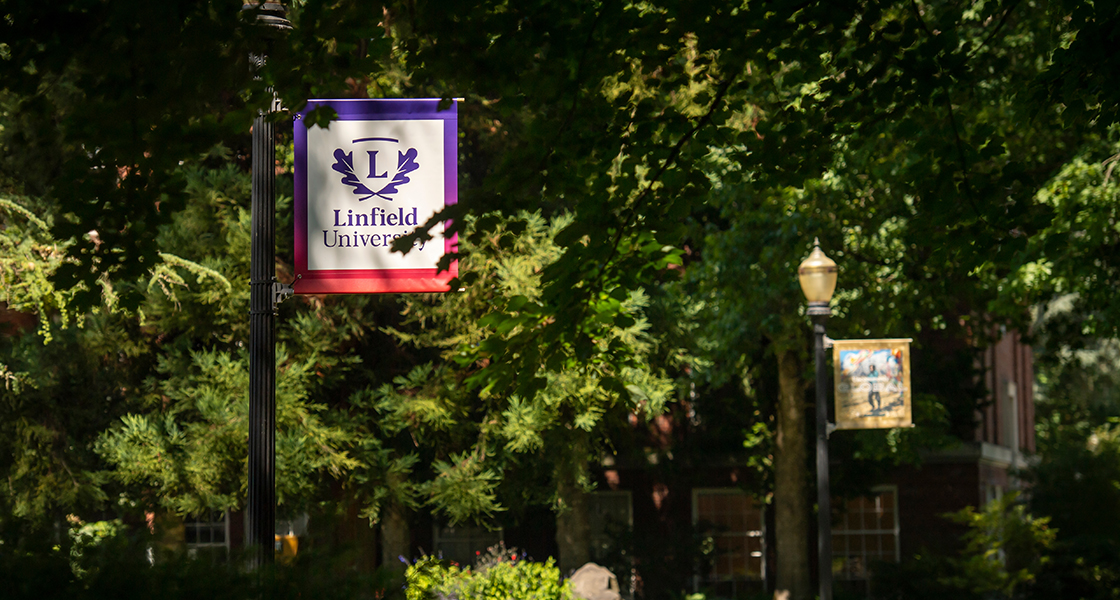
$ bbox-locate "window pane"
[831,489,899,581]
[695,491,764,585]
[878,534,896,557]
[435,526,501,566]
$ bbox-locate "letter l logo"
[367,151,388,179]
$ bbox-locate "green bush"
[404,552,574,600]
[874,492,1055,600]
[0,518,403,600]
[943,492,1056,598]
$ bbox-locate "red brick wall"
[979,330,1035,453]
[891,462,981,557]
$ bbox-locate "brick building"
[567,328,1039,598]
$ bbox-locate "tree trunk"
[380,502,410,571]
[555,467,592,574]
[774,348,811,600]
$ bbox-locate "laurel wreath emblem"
[331,148,420,201]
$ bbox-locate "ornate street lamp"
[798,238,837,600]
[798,239,838,316]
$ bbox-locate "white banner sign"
[294,99,458,293]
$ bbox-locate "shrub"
[874,492,1055,600]
[0,518,403,600]
[404,551,574,600]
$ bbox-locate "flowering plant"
[404,546,573,600]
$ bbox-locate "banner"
[833,339,913,430]
[293,99,458,294]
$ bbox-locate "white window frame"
[184,510,230,557]
[691,488,766,594]
[831,485,901,580]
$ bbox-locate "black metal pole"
[245,1,290,568]
[248,108,277,567]
[813,314,832,600]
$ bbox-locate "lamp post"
[798,238,838,600]
[244,1,291,568]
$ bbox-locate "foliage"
[0,162,415,526]
[404,553,573,600]
[1038,417,1120,514]
[66,517,125,578]
[684,174,970,455]
[95,345,360,515]
[385,0,1109,412]
[4,2,1120,595]
[377,211,675,523]
[999,134,1120,341]
[1026,415,1120,598]
[1032,0,1120,133]
[0,161,671,539]
[943,492,1056,598]
[875,493,1056,600]
[471,541,524,572]
[83,162,440,523]
[0,193,74,339]
[0,0,390,308]
[872,553,971,600]
[0,520,404,600]
[2,0,1101,320]
[0,317,144,521]
[1009,225,1120,598]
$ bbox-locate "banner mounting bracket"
[273,282,294,306]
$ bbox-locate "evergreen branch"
[157,253,232,294]
[0,195,50,232]
[0,363,27,392]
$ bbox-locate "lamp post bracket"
[273,282,294,305]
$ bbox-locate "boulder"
[569,562,621,600]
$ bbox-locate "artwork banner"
[293,99,458,294]
[833,338,913,430]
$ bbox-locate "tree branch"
[587,73,740,292]
[967,0,1021,59]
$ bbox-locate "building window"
[832,487,900,580]
[433,525,502,567]
[693,489,765,598]
[1003,380,1020,452]
[589,491,633,561]
[184,510,229,559]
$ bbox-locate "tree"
[0,189,148,522]
[671,2,1092,593]
[1011,281,1120,597]
[0,0,388,307]
[0,159,430,546]
[684,176,987,597]
[376,211,675,572]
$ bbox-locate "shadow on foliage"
[0,516,404,600]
